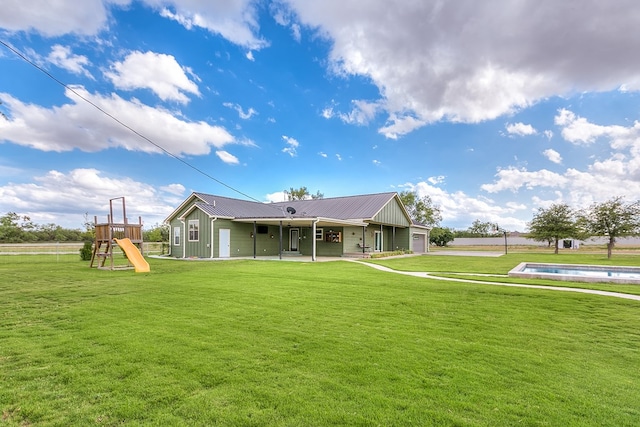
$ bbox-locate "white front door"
[290,228,299,251]
[219,229,230,257]
[374,230,383,252]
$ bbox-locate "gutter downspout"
[166,223,171,257]
[180,219,186,258]
[312,219,319,261]
[210,218,217,258]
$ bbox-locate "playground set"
[89,197,150,273]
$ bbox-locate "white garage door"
[413,234,426,253]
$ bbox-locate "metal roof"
[167,191,408,224]
[269,192,399,220]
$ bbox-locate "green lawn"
[1,255,639,426]
[367,252,640,296]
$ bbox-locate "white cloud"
[246,51,255,61]
[318,152,327,158]
[215,150,240,164]
[223,102,258,119]
[555,108,640,148]
[284,0,640,136]
[372,159,381,166]
[159,183,186,196]
[427,175,445,185]
[378,114,426,139]
[542,148,562,164]
[265,191,287,202]
[506,122,537,136]
[0,0,127,36]
[401,181,528,231]
[478,111,640,218]
[105,51,200,103]
[0,168,176,228]
[291,23,302,42]
[157,1,268,50]
[337,99,380,126]
[321,107,334,119]
[544,130,553,140]
[335,154,342,161]
[0,87,236,155]
[47,45,93,78]
[282,135,299,157]
[481,167,567,193]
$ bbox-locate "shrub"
[79,241,93,261]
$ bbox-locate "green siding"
[373,198,411,227]
[185,210,212,258]
[343,226,365,253]
[394,227,411,251]
[167,196,413,258]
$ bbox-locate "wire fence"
[0,242,167,265]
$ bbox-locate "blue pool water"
[522,266,640,280]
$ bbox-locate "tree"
[284,187,323,201]
[467,219,495,236]
[399,191,442,227]
[579,197,640,258]
[430,227,454,247]
[82,212,95,241]
[527,203,581,254]
[144,223,169,242]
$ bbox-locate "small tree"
[284,187,323,201]
[430,227,454,247]
[399,191,442,227]
[467,219,495,236]
[527,203,580,254]
[144,223,170,242]
[579,197,640,258]
[79,241,93,261]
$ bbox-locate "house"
[164,192,430,260]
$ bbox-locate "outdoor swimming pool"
[508,262,640,285]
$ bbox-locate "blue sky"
[1,1,640,231]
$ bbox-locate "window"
[315,228,323,240]
[325,231,342,243]
[173,226,180,246]
[188,220,199,241]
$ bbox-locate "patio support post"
[312,219,318,261]
[253,221,257,259]
[393,226,396,250]
[279,221,283,260]
[362,226,366,254]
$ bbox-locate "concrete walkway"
[349,260,640,302]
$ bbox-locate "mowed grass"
[1,255,639,426]
[367,252,640,296]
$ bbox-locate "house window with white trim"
[173,226,180,245]
[315,228,323,240]
[188,219,199,241]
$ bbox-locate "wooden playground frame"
[90,197,144,270]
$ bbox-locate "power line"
[0,39,264,204]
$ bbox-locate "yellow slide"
[115,238,150,273]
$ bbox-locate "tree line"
[0,212,168,244]
[527,197,640,258]
[398,191,640,257]
[3,190,639,258]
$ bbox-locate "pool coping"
[508,262,640,285]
